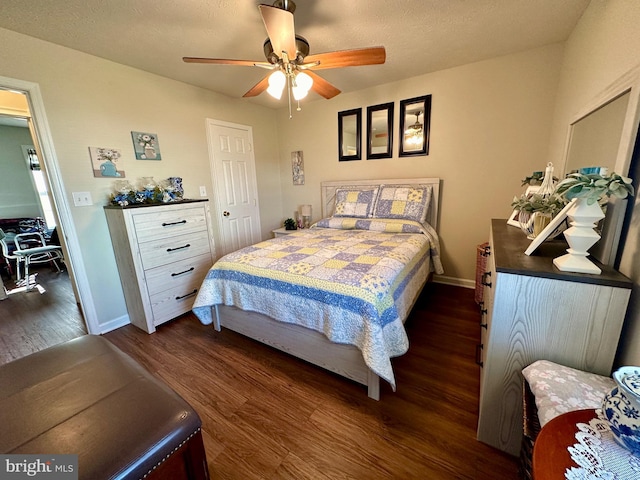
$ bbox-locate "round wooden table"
[532,408,597,480]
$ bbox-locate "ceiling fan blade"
[183,57,271,67]
[306,71,341,99]
[243,74,271,98]
[304,47,386,70]
[259,4,297,59]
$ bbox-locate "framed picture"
[507,185,540,227]
[131,131,161,160]
[399,95,431,156]
[366,102,394,159]
[338,108,361,161]
[291,151,305,185]
[89,147,125,178]
[524,199,576,256]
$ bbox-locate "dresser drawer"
[132,205,207,243]
[150,283,201,326]
[145,253,212,296]
[139,232,212,270]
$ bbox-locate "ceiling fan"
[183,0,385,110]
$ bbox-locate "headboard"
[320,178,441,230]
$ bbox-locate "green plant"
[511,193,567,215]
[283,218,297,230]
[555,172,634,205]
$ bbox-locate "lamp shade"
[301,204,312,217]
[267,70,286,99]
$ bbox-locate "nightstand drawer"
[145,253,212,296]
[139,232,212,270]
[133,205,207,243]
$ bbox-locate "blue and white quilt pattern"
[193,221,442,389]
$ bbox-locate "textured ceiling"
[0,0,590,108]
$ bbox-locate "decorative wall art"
[399,95,432,157]
[89,147,125,178]
[291,151,305,185]
[131,131,162,160]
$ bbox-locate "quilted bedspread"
[192,219,443,389]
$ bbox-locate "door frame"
[205,118,261,257]
[0,75,98,334]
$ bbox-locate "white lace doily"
[565,409,640,479]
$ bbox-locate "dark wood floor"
[1,273,518,478]
[0,266,86,365]
[103,283,519,479]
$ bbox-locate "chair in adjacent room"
[0,228,63,290]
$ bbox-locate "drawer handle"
[481,271,492,288]
[171,267,195,277]
[480,245,491,257]
[475,344,484,367]
[162,220,187,227]
[176,289,198,300]
[167,243,191,252]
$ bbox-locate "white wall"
[545,0,640,366]
[0,27,283,332]
[275,44,565,283]
[0,125,41,218]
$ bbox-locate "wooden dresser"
[105,200,215,333]
[476,219,632,455]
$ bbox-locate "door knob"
[223,211,230,217]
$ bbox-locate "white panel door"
[206,120,261,255]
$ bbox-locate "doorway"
[205,119,261,255]
[0,75,98,362]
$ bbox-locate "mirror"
[565,91,630,175]
[562,67,640,266]
[366,102,394,159]
[338,108,362,161]
[399,95,431,157]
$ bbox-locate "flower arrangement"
[137,133,156,149]
[555,172,634,204]
[511,192,567,216]
[109,177,183,206]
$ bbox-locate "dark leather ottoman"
[0,335,209,480]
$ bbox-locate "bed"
[193,178,442,399]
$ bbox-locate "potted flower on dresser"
[553,172,634,274]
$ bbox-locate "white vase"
[553,198,605,274]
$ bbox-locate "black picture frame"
[338,108,362,161]
[399,95,432,157]
[366,102,394,159]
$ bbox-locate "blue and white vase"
[602,366,640,456]
[168,177,183,198]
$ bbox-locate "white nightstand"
[272,227,298,237]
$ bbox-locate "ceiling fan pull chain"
[287,76,293,118]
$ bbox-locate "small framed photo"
[524,199,575,256]
[131,131,161,160]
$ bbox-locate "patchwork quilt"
[192,219,443,389]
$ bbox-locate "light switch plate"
[72,191,93,206]
[199,186,207,197]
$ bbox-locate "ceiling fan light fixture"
[267,70,286,99]
[292,71,312,100]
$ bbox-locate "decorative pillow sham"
[314,216,426,234]
[373,185,432,223]
[333,187,379,218]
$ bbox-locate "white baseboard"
[432,275,475,289]
[98,314,130,334]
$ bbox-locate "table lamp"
[301,204,312,228]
